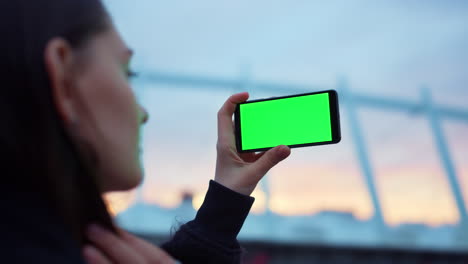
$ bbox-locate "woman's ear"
[44,38,78,124]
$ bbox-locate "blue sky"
[105,0,468,100]
[103,0,468,226]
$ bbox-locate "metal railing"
[135,69,468,228]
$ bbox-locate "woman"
[0,0,290,263]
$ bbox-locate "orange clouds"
[107,148,468,228]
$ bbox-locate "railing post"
[421,87,468,227]
[339,79,386,229]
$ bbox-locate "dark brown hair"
[0,0,116,244]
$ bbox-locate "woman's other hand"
[83,224,178,264]
[215,92,291,196]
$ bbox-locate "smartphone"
[234,90,341,153]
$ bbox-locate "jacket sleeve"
[161,180,254,264]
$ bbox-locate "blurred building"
[118,192,468,263]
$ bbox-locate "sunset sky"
[103,0,468,227]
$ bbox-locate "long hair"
[0,0,116,244]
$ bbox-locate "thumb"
[252,145,291,176]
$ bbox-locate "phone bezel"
[234,89,341,153]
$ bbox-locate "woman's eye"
[126,69,138,79]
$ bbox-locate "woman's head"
[0,0,147,243]
[45,17,149,192]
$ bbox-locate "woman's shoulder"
[0,191,86,264]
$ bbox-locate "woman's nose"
[140,106,149,124]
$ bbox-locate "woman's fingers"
[86,224,145,264]
[217,92,249,144]
[238,151,258,163]
[249,145,290,177]
[118,229,175,264]
[85,225,176,264]
[82,245,112,264]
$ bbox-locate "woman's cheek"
[110,89,142,190]
[87,79,140,191]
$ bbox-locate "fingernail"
[87,224,103,238]
[278,145,288,151]
[277,145,290,157]
[82,244,98,259]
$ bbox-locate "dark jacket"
[0,180,254,264]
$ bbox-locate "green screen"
[240,93,332,150]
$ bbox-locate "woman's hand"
[83,224,177,264]
[215,92,291,196]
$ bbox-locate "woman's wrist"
[213,178,256,196]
